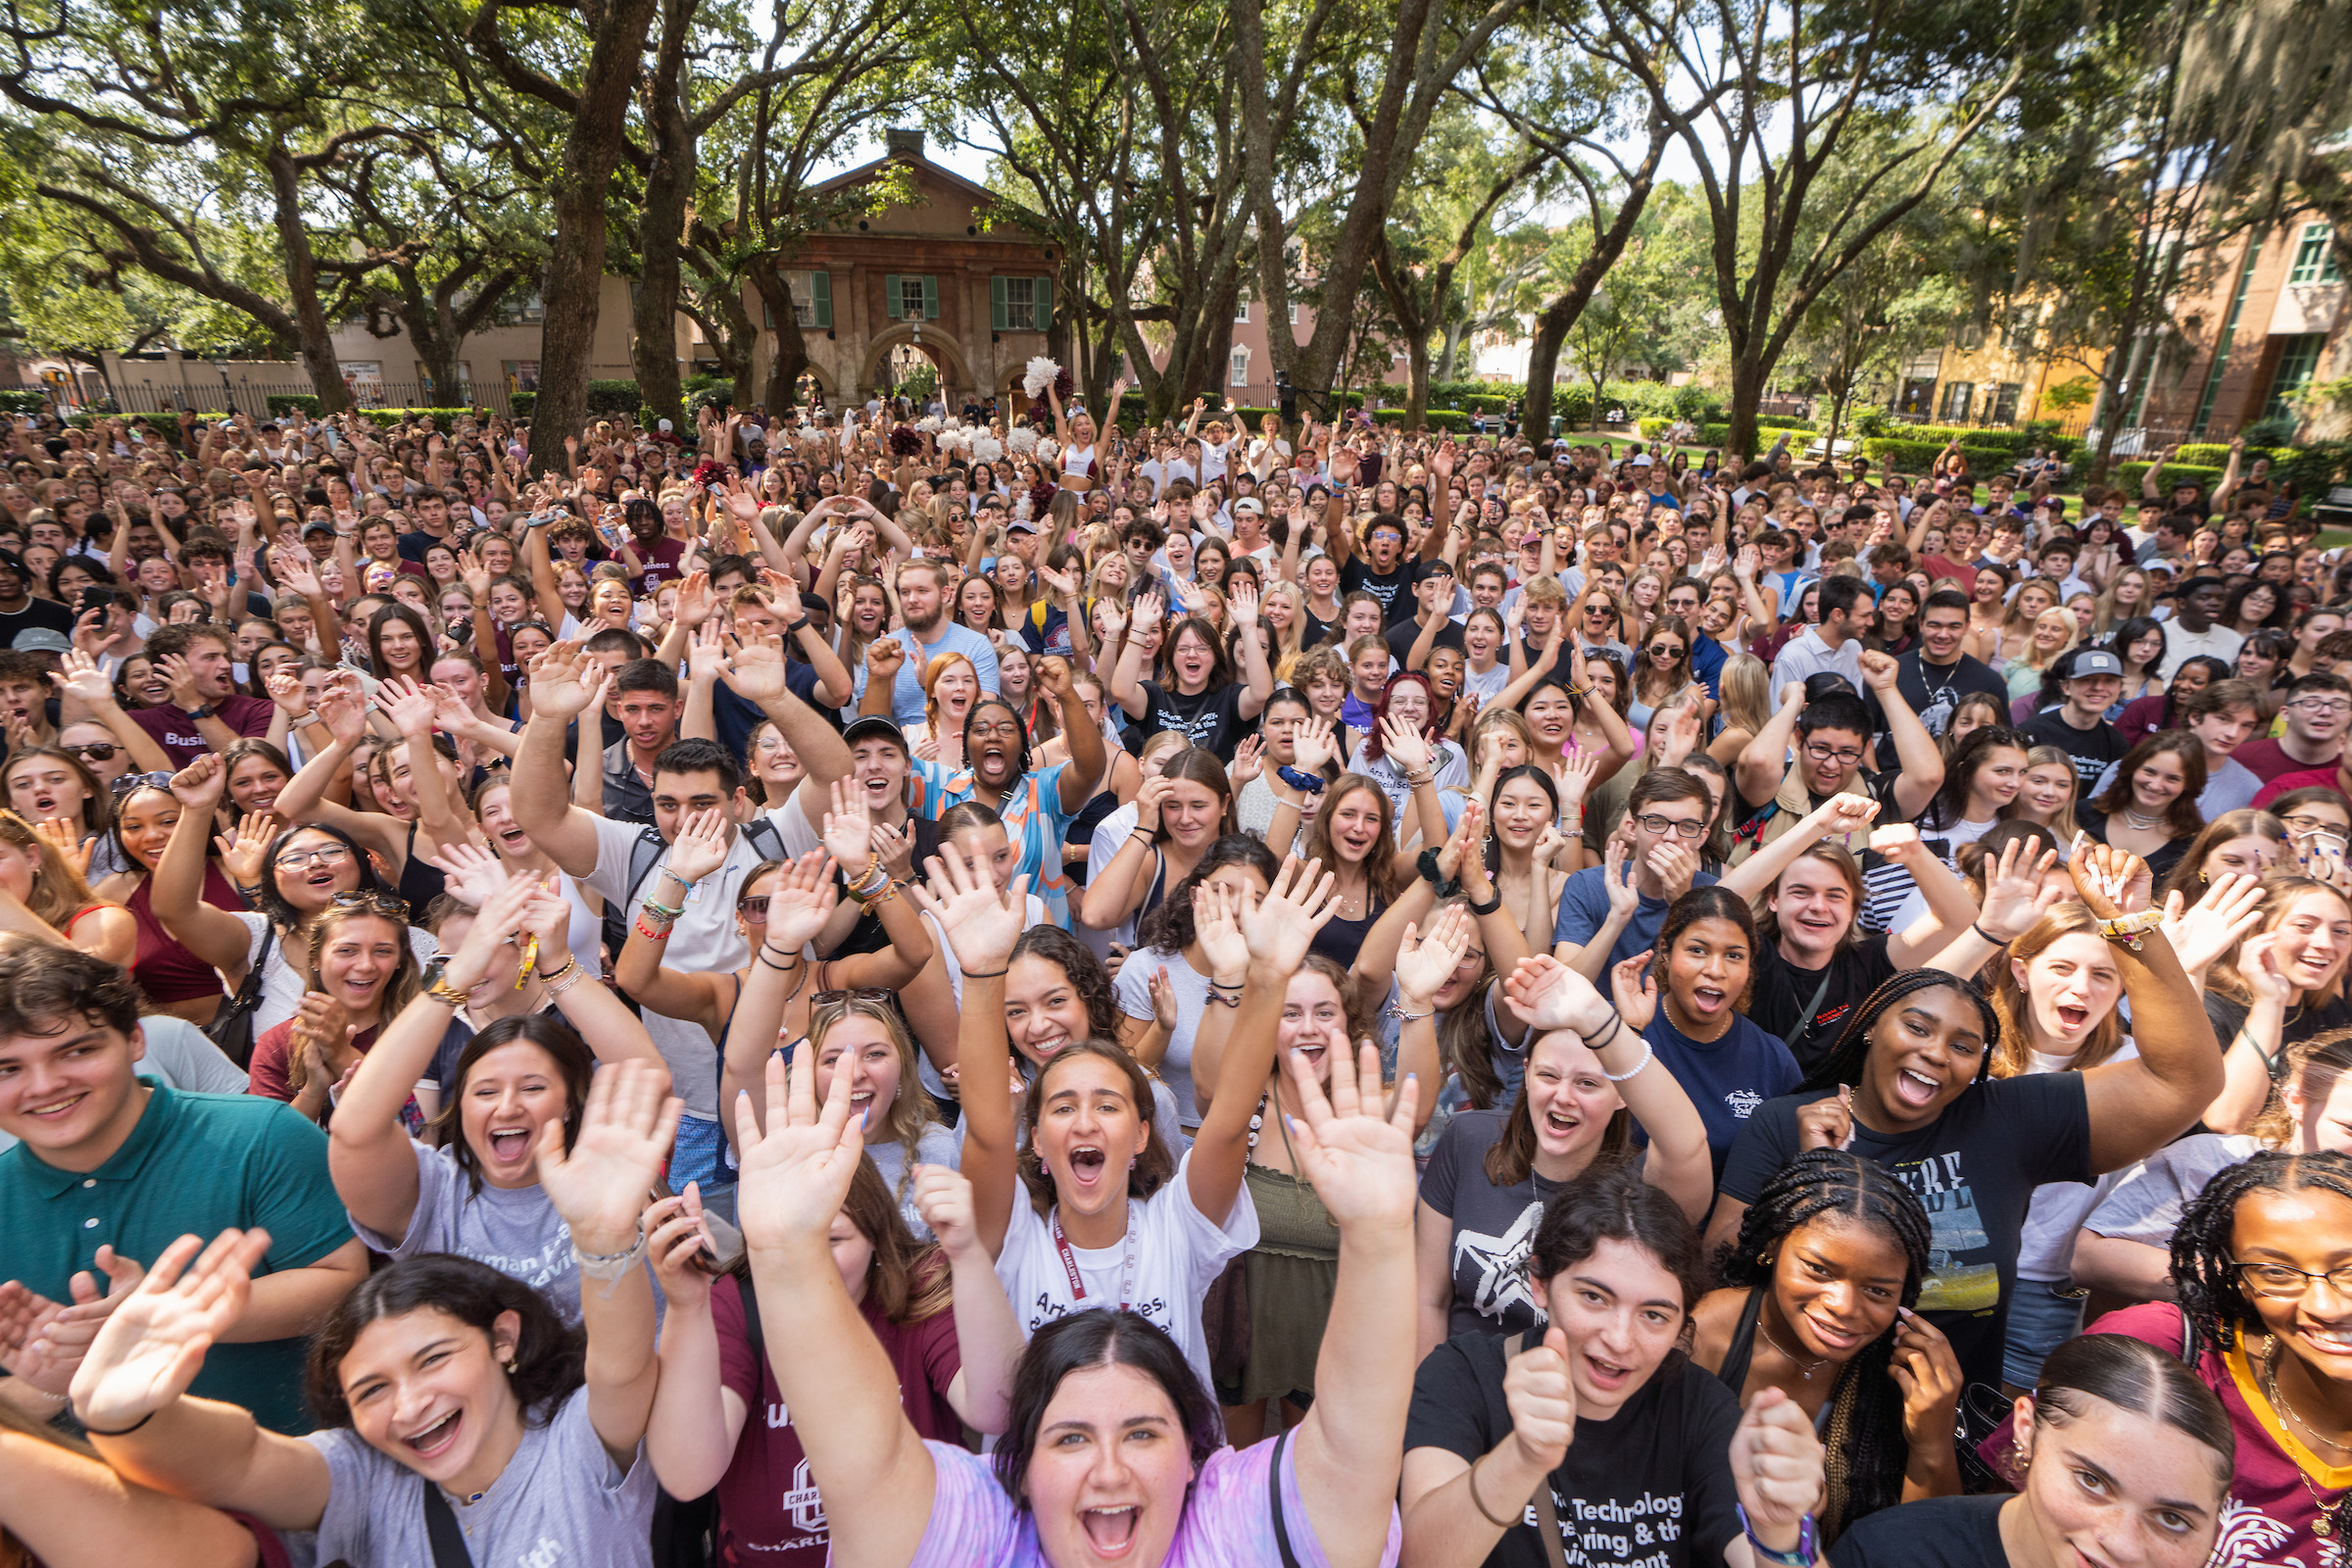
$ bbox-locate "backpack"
[600,816,790,963]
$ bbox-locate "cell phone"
[77,585,112,619]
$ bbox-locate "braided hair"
[1716,1151,1932,1542]
[2171,1151,2352,1541]
[1797,969,2003,1096]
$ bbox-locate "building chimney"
[885,127,924,160]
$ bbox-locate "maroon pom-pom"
[889,424,923,457]
[1026,367,1075,428]
[1027,480,1059,517]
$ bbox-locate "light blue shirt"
[851,620,1001,727]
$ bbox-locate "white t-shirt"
[1112,946,1214,1126]
[994,1147,1257,1393]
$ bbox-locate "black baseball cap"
[842,715,908,751]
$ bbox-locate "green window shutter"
[922,274,939,319]
[810,270,832,328]
[1034,276,1054,331]
[990,275,1008,331]
[884,273,903,319]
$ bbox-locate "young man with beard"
[1865,588,2007,739]
[905,658,1103,928]
[858,556,998,729]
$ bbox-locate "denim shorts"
[669,1112,726,1195]
[2002,1278,2087,1389]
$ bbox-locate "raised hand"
[1794,1085,1856,1152]
[1886,1306,1963,1449]
[735,1048,867,1254]
[1283,1038,1418,1230]
[1228,733,1265,789]
[1976,837,2064,943]
[1290,717,1338,775]
[1237,855,1337,972]
[1395,905,1475,1004]
[169,754,227,809]
[0,1249,144,1396]
[1132,770,1173,836]
[70,1229,273,1436]
[371,674,440,739]
[645,1188,718,1312]
[1501,954,1615,1036]
[1611,951,1659,1031]
[1503,1323,1578,1470]
[48,649,115,710]
[907,843,1029,973]
[718,631,796,704]
[2161,871,2268,978]
[2069,837,2152,919]
[536,1058,680,1251]
[440,867,546,993]
[818,777,874,872]
[212,810,280,890]
[524,641,613,721]
[1379,713,1433,775]
[1193,876,1251,983]
[1727,1388,1828,1548]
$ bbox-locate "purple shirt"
[910,1434,1400,1568]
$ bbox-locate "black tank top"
[398,822,446,913]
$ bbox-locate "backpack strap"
[419,1477,477,1568]
[624,825,666,902]
[1267,1430,1302,1568]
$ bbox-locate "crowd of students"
[0,393,2348,1568]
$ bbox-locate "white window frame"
[1229,346,1250,386]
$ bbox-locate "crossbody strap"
[419,1477,476,1568]
[1781,969,1838,1064]
[1267,1430,1302,1568]
[1521,1328,1572,1568]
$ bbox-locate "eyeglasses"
[110,770,174,796]
[276,842,356,869]
[1803,743,1866,766]
[2231,1259,2352,1298]
[2289,700,2352,716]
[814,987,896,1007]
[67,743,119,761]
[1633,812,1708,840]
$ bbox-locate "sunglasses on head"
[110,770,175,796]
[814,987,896,1008]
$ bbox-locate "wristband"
[1579,1014,1624,1054]
[959,965,1008,980]
[1465,885,1504,917]
[2097,907,2164,949]
[1276,765,1327,794]
[1603,1040,1654,1083]
[1738,1506,1818,1568]
[545,965,589,998]
[80,1408,157,1438]
[573,1225,647,1281]
[1969,921,2000,945]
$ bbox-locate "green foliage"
[585,380,641,415]
[1861,437,2027,474]
[2275,443,2352,498]
[265,395,321,416]
[2176,443,2281,467]
[2112,462,2226,494]
[512,392,537,420]
[2040,377,2097,412]
[682,373,734,415]
[0,390,46,413]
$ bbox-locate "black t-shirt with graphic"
[1718,1072,2092,1396]
[1406,1333,1744,1568]
[1341,558,1415,626]
[2021,709,2131,793]
[1418,1108,1557,1342]
[1134,679,1250,760]
[1746,935,1896,1075]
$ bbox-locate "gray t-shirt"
[307,1386,655,1567]
[349,1141,587,1322]
[868,1121,962,1240]
[1419,1107,1554,1341]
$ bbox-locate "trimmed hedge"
[2174,443,2285,468]
[511,392,536,418]
[585,379,641,414]
[0,390,48,414]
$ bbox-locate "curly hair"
[1715,1150,1931,1541]
[1009,924,1120,1043]
[1137,832,1278,956]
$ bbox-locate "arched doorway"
[858,323,969,408]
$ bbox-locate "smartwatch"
[185,703,218,720]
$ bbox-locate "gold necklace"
[2265,1345,2352,1536]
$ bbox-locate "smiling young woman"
[1708,845,2225,1402]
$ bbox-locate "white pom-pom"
[1022,357,1061,399]
[917,416,942,433]
[972,435,1004,463]
[1037,438,1060,465]
[1013,493,1033,521]
[1005,426,1039,456]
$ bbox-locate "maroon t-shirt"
[712,1273,962,1563]
[127,694,274,766]
[2231,736,2341,785]
[635,536,688,593]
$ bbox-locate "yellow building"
[1896,300,2110,434]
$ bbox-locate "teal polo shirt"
[0,1079,354,1434]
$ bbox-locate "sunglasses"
[110,770,175,796]
[814,987,896,1007]
[330,888,412,920]
[67,742,119,761]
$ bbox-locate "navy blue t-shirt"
[1630,1008,1801,1185]
[1551,862,1722,966]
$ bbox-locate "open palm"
[1237,856,1336,970]
[735,1051,868,1254]
[1287,1040,1418,1231]
[72,1230,270,1433]
[908,846,1027,970]
[536,1060,678,1249]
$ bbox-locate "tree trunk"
[521,0,660,474]
[747,267,810,412]
[1589,370,1606,431]
[1725,352,1772,466]
[1523,305,1572,444]
[631,0,697,430]
[264,147,354,414]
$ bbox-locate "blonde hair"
[2017,608,2081,673]
[1718,653,1772,738]
[0,810,101,931]
[808,998,940,1211]
[2008,745,2084,844]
